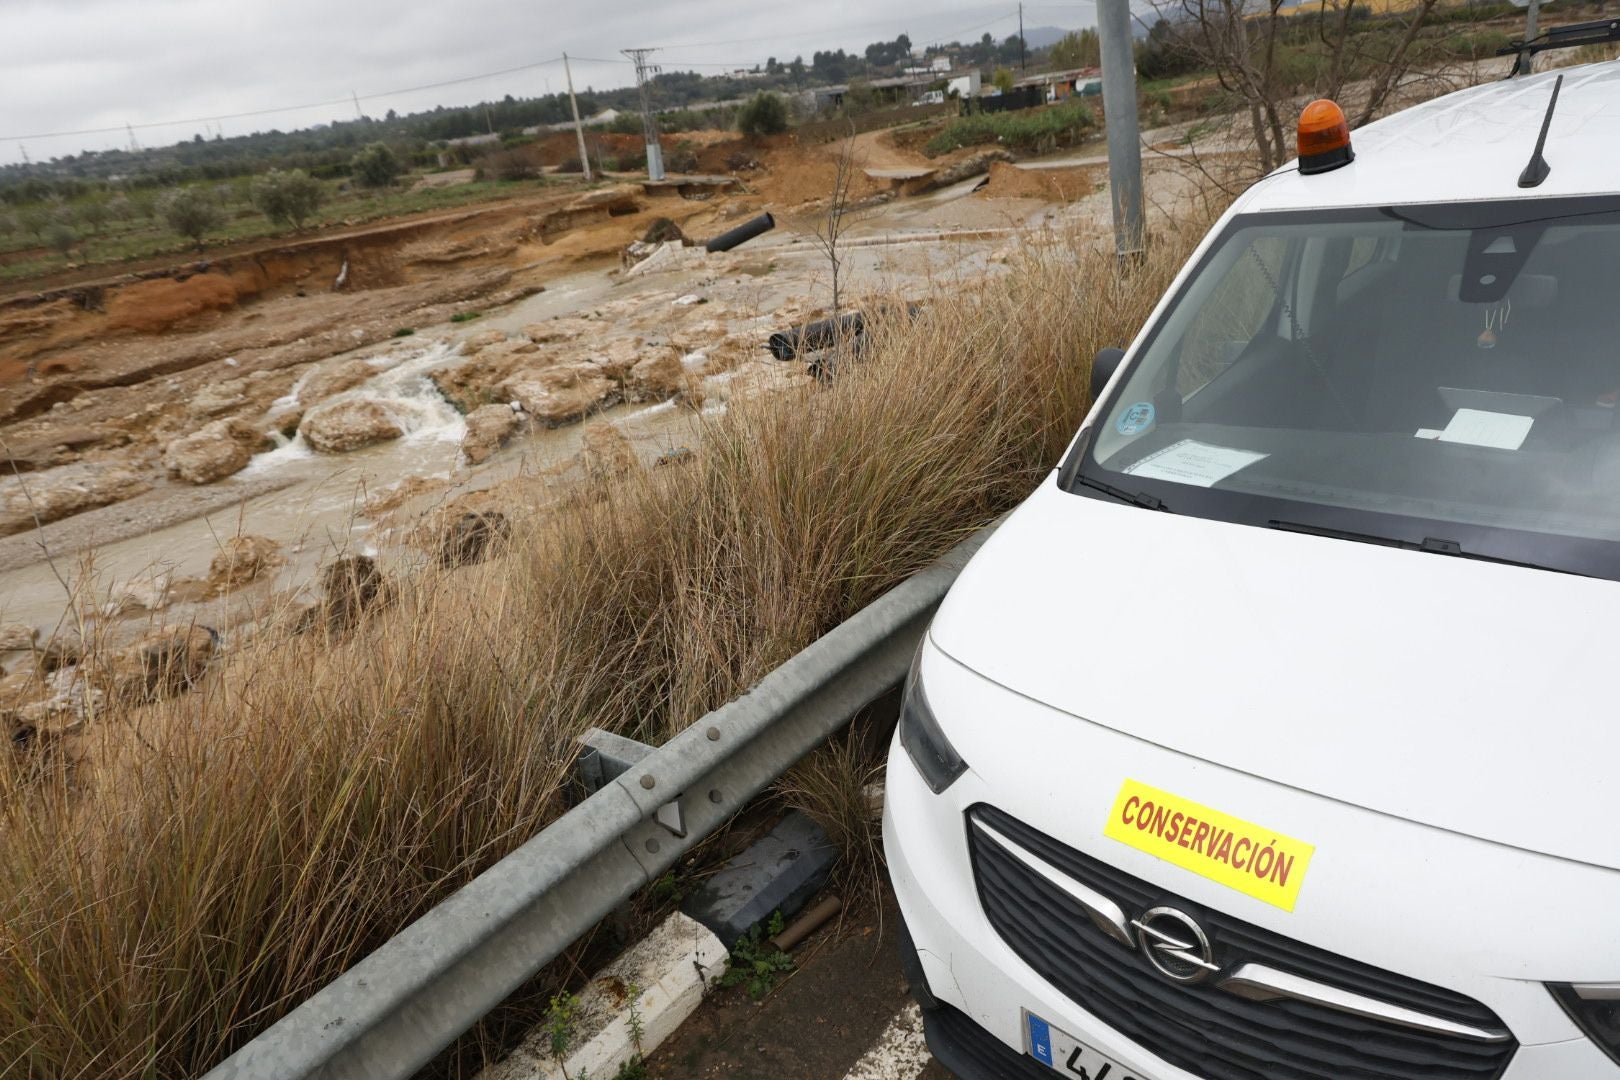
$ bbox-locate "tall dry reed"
[0,202,1216,1077]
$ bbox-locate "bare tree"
[1165,0,1443,172]
[810,127,862,318]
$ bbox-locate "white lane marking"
[843,1002,932,1080]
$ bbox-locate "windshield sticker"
[1414,428,1443,440]
[1115,402,1156,436]
[1438,408,1533,450]
[1105,779,1315,912]
[1121,439,1267,488]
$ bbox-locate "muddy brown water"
[0,186,1031,644]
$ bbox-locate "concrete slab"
[681,810,836,948]
[478,912,729,1080]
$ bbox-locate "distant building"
[444,132,501,148]
[1014,67,1102,102]
[948,71,982,99]
[811,72,944,111]
[526,108,625,136]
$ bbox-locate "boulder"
[0,624,37,652]
[440,511,511,568]
[299,358,376,405]
[162,417,260,484]
[300,399,403,453]
[0,462,151,538]
[111,626,218,702]
[189,377,249,417]
[524,317,597,344]
[317,555,392,631]
[461,403,523,465]
[430,340,541,413]
[626,348,683,402]
[627,348,704,407]
[590,338,644,379]
[500,362,617,427]
[460,328,508,355]
[108,570,173,613]
[580,423,638,482]
[208,535,283,590]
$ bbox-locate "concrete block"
[477,912,728,1080]
[681,810,836,949]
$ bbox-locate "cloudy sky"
[0,0,1095,166]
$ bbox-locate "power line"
[1,4,1045,152]
[1,54,610,142]
[654,3,1013,51]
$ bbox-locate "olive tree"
[737,92,790,137]
[45,221,78,259]
[350,143,404,190]
[76,197,110,235]
[251,169,325,230]
[160,187,225,250]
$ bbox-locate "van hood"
[931,476,1620,872]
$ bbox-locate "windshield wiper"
[1075,473,1171,511]
[1267,519,1579,576]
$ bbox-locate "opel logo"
[1130,906,1219,984]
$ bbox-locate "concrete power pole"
[563,53,593,182]
[1097,0,1144,258]
[1019,3,1027,71]
[623,47,666,181]
[1521,0,1542,73]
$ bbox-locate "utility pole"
[1097,0,1143,258]
[352,90,365,120]
[1019,3,1027,71]
[1520,0,1541,73]
[563,53,593,182]
[126,122,141,153]
[623,47,666,181]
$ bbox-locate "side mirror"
[1091,347,1126,401]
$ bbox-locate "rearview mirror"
[1091,347,1125,401]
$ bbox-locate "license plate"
[1026,1011,1151,1080]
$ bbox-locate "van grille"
[968,804,1517,1080]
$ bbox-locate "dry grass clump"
[0,203,1214,1077]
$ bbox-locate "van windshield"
[1077,196,1620,579]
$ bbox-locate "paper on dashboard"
[1437,408,1533,450]
[1121,439,1268,488]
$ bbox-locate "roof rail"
[1499,18,1620,75]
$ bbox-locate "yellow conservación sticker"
[1104,779,1315,912]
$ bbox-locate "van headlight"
[898,651,967,794]
[1549,984,1620,1064]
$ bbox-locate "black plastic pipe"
[767,312,866,361]
[767,303,923,362]
[705,212,776,253]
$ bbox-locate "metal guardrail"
[203,524,996,1080]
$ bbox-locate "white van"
[884,56,1620,1080]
